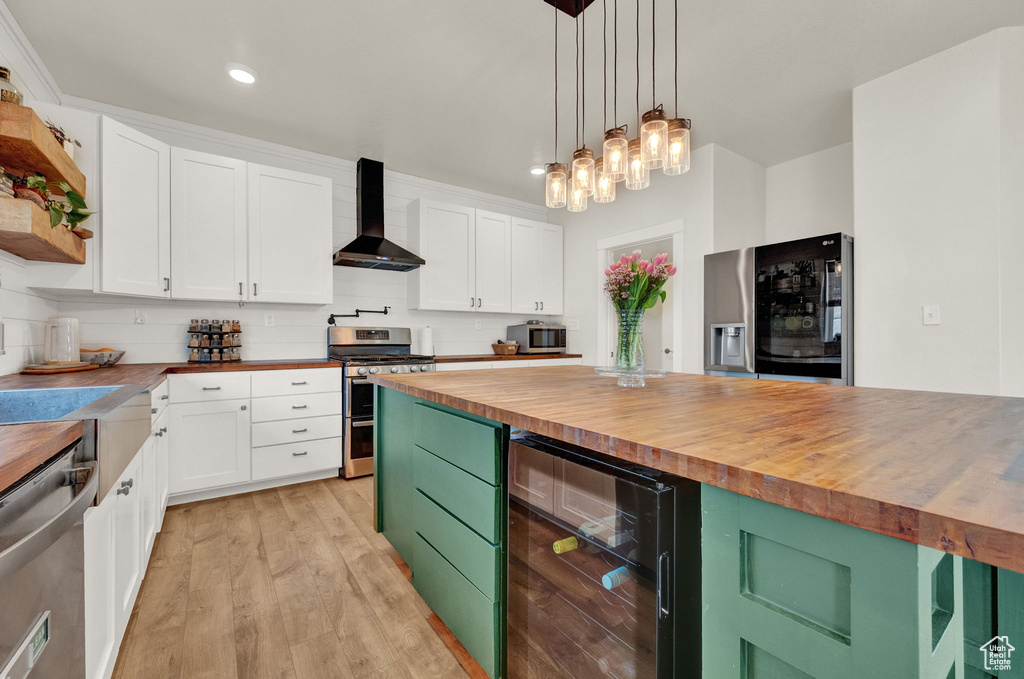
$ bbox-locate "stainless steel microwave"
[506,323,567,354]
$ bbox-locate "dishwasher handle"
[0,467,98,582]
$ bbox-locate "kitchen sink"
[0,386,124,424]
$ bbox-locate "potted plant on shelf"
[603,250,677,387]
[7,172,94,237]
[44,120,82,160]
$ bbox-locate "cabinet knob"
[117,487,131,497]
[240,405,247,411]
[160,427,168,433]
[121,478,134,489]
[151,408,158,414]
[160,394,169,400]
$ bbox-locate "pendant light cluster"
[545,0,691,211]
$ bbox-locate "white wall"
[766,142,853,242]
[0,2,64,374]
[554,144,765,372]
[854,28,1024,396]
[45,96,551,363]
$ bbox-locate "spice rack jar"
[187,318,243,363]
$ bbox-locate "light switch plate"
[474,319,481,330]
[566,319,580,331]
[922,305,941,325]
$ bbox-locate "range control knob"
[410,366,420,373]
[390,367,399,373]
[422,365,432,371]
[357,367,367,375]
[369,367,379,374]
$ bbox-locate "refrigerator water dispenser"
[711,324,747,368]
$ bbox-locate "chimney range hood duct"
[333,158,425,272]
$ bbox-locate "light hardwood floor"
[111,476,472,679]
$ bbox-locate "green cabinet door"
[963,559,1024,678]
[702,484,963,678]
[375,386,418,568]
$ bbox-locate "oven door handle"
[349,377,369,383]
[0,468,98,582]
[350,420,375,428]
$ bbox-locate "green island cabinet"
[375,387,508,678]
[376,385,1024,679]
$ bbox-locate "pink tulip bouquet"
[604,250,677,311]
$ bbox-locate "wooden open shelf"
[0,101,87,197]
[0,198,85,263]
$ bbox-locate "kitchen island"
[371,366,1024,678]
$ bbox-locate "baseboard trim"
[167,468,341,505]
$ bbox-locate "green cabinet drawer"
[414,488,499,600]
[414,403,501,484]
[414,533,500,678]
[414,445,500,543]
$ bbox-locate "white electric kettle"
[44,317,81,364]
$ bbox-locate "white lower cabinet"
[85,398,173,679]
[168,399,251,494]
[112,454,143,640]
[165,368,344,500]
[84,497,116,679]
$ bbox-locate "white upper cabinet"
[511,218,563,315]
[408,200,477,311]
[474,210,512,313]
[247,163,333,305]
[170,148,247,301]
[538,222,564,315]
[99,117,171,298]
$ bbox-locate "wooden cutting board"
[20,363,99,375]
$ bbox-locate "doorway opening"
[596,220,684,372]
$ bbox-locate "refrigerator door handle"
[658,551,671,619]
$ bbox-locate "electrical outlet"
[922,305,941,326]
[134,309,147,325]
[264,313,276,327]
[566,319,580,331]
[474,319,482,330]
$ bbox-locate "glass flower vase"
[615,310,647,387]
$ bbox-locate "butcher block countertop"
[370,366,1024,573]
[0,420,83,495]
[434,353,583,363]
[0,358,340,391]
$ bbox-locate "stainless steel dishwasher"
[0,439,96,679]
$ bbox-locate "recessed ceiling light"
[227,63,257,84]
[530,165,546,176]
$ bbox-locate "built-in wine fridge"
[507,434,701,678]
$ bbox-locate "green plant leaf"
[57,181,72,194]
[66,190,87,210]
[48,205,63,228]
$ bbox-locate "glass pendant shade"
[571,147,596,197]
[567,177,588,212]
[664,118,691,175]
[641,108,669,169]
[544,162,568,208]
[594,159,616,203]
[602,128,629,182]
[625,138,650,190]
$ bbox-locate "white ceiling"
[8,0,1024,204]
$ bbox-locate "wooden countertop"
[0,420,83,495]
[370,366,1024,573]
[434,353,583,363]
[0,358,340,390]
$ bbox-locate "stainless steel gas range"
[328,327,434,478]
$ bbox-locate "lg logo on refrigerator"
[822,239,835,246]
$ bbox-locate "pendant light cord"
[652,0,656,109]
[554,3,558,160]
[582,3,586,148]
[603,0,607,133]
[674,0,678,117]
[614,0,618,128]
[635,0,640,126]
[575,12,580,149]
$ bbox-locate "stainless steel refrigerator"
[704,233,853,385]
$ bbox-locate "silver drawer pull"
[291,381,308,386]
[121,478,134,489]
[292,428,308,434]
[160,394,169,400]
[117,487,131,497]
[291,405,309,410]
[202,386,222,391]
[151,408,157,414]
[292,451,308,457]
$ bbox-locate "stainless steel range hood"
[333,158,425,272]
